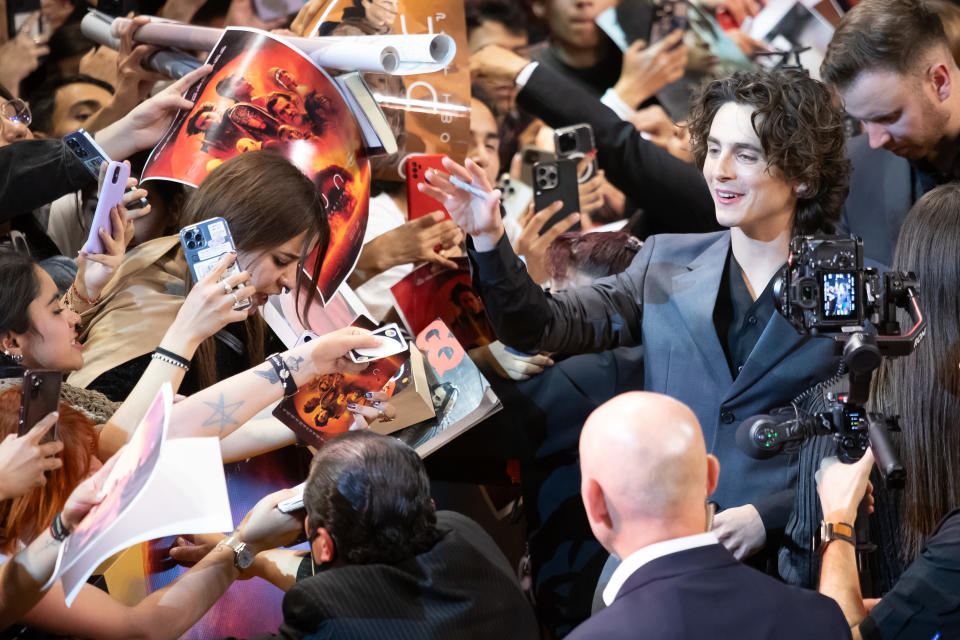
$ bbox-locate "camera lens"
[187,241,196,250]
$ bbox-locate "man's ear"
[582,477,612,531]
[930,62,952,102]
[705,454,720,497]
[309,523,335,564]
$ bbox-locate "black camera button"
[720,409,735,424]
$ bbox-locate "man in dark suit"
[241,430,539,640]
[570,391,851,639]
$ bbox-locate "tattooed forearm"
[201,393,244,435]
[285,355,304,372]
[254,367,280,384]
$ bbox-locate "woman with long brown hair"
[68,150,330,400]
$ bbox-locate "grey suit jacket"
[471,230,840,522]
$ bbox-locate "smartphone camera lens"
[112,166,121,182]
[186,240,196,250]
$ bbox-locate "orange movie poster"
[142,27,371,303]
[303,0,470,180]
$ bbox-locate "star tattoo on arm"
[201,393,244,435]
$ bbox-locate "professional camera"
[737,234,926,488]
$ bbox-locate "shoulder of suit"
[643,230,728,257]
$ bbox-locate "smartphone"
[63,129,147,211]
[18,370,61,442]
[405,154,451,221]
[179,217,251,311]
[533,158,581,235]
[276,482,306,513]
[554,124,599,184]
[349,322,408,364]
[497,174,533,219]
[519,146,558,188]
[650,0,689,46]
[82,161,129,255]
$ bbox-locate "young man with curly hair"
[424,67,850,573]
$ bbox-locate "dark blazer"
[568,543,852,640]
[517,63,721,238]
[517,63,922,265]
[471,231,839,525]
[248,511,539,640]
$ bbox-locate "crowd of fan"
[1,0,959,638]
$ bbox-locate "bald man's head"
[580,392,719,555]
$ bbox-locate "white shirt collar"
[602,532,720,606]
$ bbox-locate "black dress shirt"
[713,250,777,379]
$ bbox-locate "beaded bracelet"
[152,348,190,371]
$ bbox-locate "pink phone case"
[83,161,129,255]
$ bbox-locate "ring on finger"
[231,292,240,306]
[377,407,395,423]
[222,281,232,295]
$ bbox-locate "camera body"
[774,235,877,333]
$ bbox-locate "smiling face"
[9,267,84,372]
[839,68,951,160]
[702,102,797,239]
[237,231,310,314]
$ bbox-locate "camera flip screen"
[822,272,857,319]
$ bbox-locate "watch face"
[236,543,255,570]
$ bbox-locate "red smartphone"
[18,370,61,442]
[405,154,451,221]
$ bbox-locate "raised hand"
[76,203,135,304]
[419,157,504,251]
[514,201,579,284]
[169,253,255,352]
[614,31,688,108]
[0,412,63,501]
[361,211,464,274]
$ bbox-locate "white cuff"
[515,61,539,89]
[600,88,635,121]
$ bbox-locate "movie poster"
[302,0,470,180]
[273,351,405,447]
[142,27,371,303]
[390,257,495,350]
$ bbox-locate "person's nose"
[863,122,892,149]
[0,118,29,144]
[278,261,298,291]
[713,150,736,182]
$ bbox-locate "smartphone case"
[405,154,451,221]
[554,123,599,183]
[83,161,129,255]
[19,369,61,442]
[533,158,582,235]
[63,129,113,179]
[179,217,251,310]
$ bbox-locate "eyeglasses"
[1,99,31,127]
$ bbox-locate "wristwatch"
[817,521,855,554]
[217,535,255,571]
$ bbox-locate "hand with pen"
[418,157,505,253]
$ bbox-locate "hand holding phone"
[180,217,251,311]
[532,158,582,235]
[19,370,62,442]
[83,161,129,255]
[276,482,306,513]
[406,155,452,221]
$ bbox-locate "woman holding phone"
[67,150,330,401]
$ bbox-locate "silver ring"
[231,292,240,306]
[377,407,394,423]
[222,281,233,295]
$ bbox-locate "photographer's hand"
[712,503,765,560]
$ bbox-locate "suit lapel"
[671,234,733,390]
[725,309,806,403]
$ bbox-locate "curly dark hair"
[687,68,851,236]
[304,431,441,565]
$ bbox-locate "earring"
[796,184,809,196]
[3,350,22,364]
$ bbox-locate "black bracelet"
[50,512,68,541]
[153,347,190,370]
[267,353,298,397]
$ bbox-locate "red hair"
[0,387,98,553]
